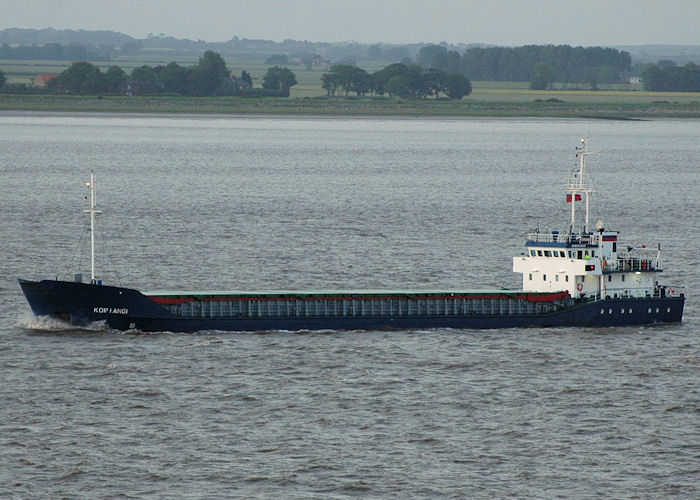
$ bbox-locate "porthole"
[667,307,671,313]
[629,308,633,314]
[655,307,659,313]
[609,308,613,314]
[600,309,605,314]
[648,308,652,313]
[621,308,625,314]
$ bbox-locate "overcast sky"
[2,0,699,46]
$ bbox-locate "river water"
[0,113,697,497]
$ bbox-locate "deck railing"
[579,286,685,303]
[526,231,593,244]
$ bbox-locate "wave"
[17,314,108,332]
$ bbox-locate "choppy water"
[0,114,697,498]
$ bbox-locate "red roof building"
[33,73,58,88]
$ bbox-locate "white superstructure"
[513,139,670,301]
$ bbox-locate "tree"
[48,61,106,94]
[431,50,461,73]
[586,64,620,85]
[423,68,448,98]
[530,61,555,90]
[262,66,297,94]
[455,44,630,83]
[322,65,372,96]
[405,64,430,98]
[416,45,447,68]
[185,68,209,96]
[265,54,288,65]
[299,53,315,70]
[104,65,126,93]
[386,75,411,98]
[194,50,228,95]
[350,67,373,96]
[373,63,427,98]
[156,61,188,94]
[131,65,161,94]
[0,69,5,89]
[642,62,700,91]
[330,65,354,95]
[445,73,472,99]
[529,74,548,90]
[241,70,252,86]
[321,72,342,95]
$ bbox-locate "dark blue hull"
[18,279,685,332]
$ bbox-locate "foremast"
[83,171,102,283]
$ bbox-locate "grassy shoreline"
[1,92,699,119]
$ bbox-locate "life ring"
[576,283,583,291]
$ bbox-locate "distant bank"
[1,92,698,119]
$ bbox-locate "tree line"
[321,63,471,99]
[417,44,632,84]
[0,42,111,60]
[38,50,297,97]
[642,62,700,92]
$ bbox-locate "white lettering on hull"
[93,307,129,314]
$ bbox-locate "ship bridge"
[513,139,670,302]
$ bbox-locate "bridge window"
[608,275,612,282]
[537,250,543,256]
[565,275,569,282]
[529,273,532,280]
[621,275,625,282]
[543,274,547,281]
[555,275,559,282]
[545,250,551,257]
[530,250,536,256]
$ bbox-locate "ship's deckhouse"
[513,138,668,302]
[513,230,662,300]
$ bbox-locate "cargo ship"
[18,140,685,332]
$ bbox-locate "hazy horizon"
[1,0,699,47]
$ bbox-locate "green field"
[1,53,699,118]
[1,92,698,119]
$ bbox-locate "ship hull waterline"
[18,279,685,333]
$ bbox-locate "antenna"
[83,171,102,283]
